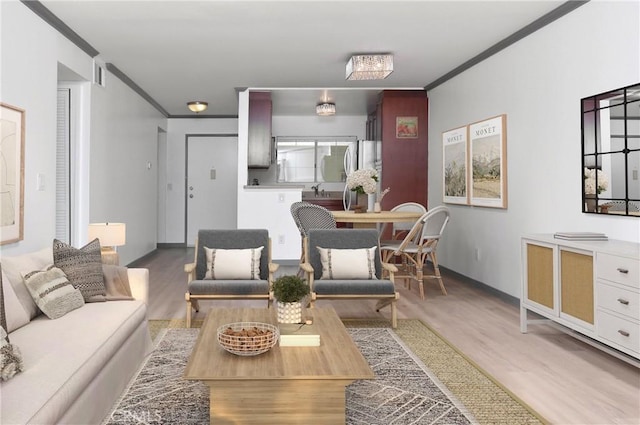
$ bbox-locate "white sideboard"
[521,234,640,365]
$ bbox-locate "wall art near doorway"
[396,116,418,139]
[469,114,507,208]
[442,126,469,205]
[0,103,25,245]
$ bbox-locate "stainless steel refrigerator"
[343,140,382,210]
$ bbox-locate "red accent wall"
[379,90,429,210]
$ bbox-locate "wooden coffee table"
[183,307,374,424]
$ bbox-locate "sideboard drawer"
[596,253,640,289]
[597,282,640,321]
[598,310,640,355]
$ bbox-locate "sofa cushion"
[23,266,85,319]
[53,239,107,302]
[317,246,378,280]
[204,246,263,280]
[1,300,148,425]
[1,247,52,319]
[1,269,30,332]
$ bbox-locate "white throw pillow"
[204,246,264,280]
[1,247,53,319]
[317,246,378,280]
[1,270,30,332]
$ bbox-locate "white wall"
[0,2,168,266]
[427,1,640,297]
[89,73,167,265]
[164,118,238,243]
[1,2,77,255]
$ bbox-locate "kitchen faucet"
[311,183,320,196]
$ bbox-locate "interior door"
[186,136,238,246]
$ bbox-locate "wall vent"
[93,62,106,87]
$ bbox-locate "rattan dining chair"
[290,201,337,273]
[380,206,450,299]
[380,202,427,242]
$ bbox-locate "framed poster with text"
[469,114,507,208]
[442,126,469,205]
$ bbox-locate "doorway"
[185,135,238,246]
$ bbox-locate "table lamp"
[88,222,126,265]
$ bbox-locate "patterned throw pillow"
[23,266,85,319]
[203,246,264,280]
[317,246,378,280]
[53,239,106,302]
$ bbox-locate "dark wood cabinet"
[374,90,429,209]
[248,91,272,168]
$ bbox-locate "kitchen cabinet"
[521,234,639,365]
[248,91,272,168]
[371,90,428,209]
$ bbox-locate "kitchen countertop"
[243,185,305,190]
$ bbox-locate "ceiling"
[41,0,573,117]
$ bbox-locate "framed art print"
[0,103,25,245]
[442,126,469,205]
[469,114,507,208]
[396,116,418,139]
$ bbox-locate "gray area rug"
[105,328,475,425]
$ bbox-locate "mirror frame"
[581,82,640,217]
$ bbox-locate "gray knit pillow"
[23,265,85,319]
[53,239,106,302]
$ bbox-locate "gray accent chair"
[301,229,399,328]
[184,229,278,327]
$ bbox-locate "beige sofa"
[0,248,153,425]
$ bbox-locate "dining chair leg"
[430,252,447,295]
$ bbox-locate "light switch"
[210,169,216,180]
[633,169,638,180]
[36,173,45,191]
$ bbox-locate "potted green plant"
[272,275,310,323]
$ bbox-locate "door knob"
[189,194,194,198]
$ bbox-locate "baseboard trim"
[440,266,519,307]
[157,243,187,249]
[126,249,159,267]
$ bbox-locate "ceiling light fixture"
[345,54,394,80]
[316,102,336,116]
[187,101,208,113]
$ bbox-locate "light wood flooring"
[136,248,640,425]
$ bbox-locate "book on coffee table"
[279,323,321,347]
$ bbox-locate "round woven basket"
[217,322,279,356]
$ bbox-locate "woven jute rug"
[129,318,547,425]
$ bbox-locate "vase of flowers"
[584,168,609,212]
[346,169,378,212]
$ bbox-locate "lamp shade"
[88,223,126,247]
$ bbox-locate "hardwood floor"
[136,247,640,425]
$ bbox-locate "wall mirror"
[582,82,640,216]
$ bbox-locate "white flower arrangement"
[584,167,608,195]
[346,169,378,195]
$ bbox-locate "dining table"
[331,210,423,229]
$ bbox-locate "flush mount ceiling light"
[187,101,208,113]
[345,54,394,80]
[316,102,336,116]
